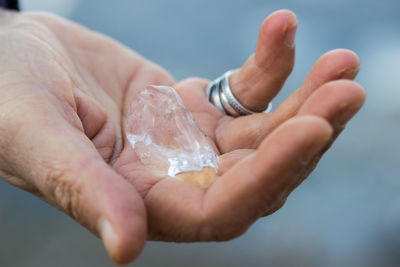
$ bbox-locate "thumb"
[0,104,146,264]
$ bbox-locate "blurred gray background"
[1,0,399,266]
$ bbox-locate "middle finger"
[215,49,360,152]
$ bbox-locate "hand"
[119,9,364,243]
[0,9,365,264]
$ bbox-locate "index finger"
[202,116,332,238]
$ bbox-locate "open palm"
[0,10,365,264]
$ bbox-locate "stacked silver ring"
[206,70,272,117]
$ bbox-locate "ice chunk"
[126,85,218,185]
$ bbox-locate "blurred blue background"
[1,0,399,266]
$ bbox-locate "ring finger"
[228,9,297,112]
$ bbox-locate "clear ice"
[126,85,218,178]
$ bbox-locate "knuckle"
[42,159,85,220]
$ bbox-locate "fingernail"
[100,218,119,260]
[285,22,297,48]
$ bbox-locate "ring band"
[206,70,272,117]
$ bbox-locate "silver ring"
[206,70,272,117]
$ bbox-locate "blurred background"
[0,0,399,266]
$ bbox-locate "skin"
[0,9,365,264]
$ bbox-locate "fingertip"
[300,49,362,99]
[352,81,366,105]
[264,9,297,28]
[100,216,146,265]
[259,9,297,44]
[322,49,361,79]
[326,48,360,65]
[100,218,120,263]
[298,80,366,126]
[88,165,147,264]
[327,79,366,106]
[322,80,366,127]
[254,9,297,72]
